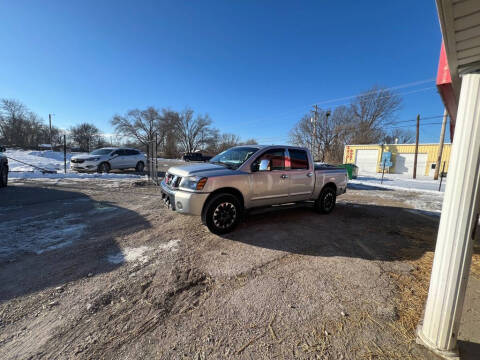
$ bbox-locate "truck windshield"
[210,147,259,169]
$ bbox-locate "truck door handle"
[307,172,313,177]
[281,174,288,179]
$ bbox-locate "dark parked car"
[182,152,212,162]
[0,146,8,187]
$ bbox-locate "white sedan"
[70,147,146,173]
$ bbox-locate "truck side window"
[252,149,285,171]
[289,149,309,170]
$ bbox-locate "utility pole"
[63,134,67,174]
[413,114,420,179]
[48,114,53,149]
[311,105,319,161]
[434,109,448,180]
[323,110,331,162]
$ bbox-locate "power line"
[384,122,443,129]
[228,79,437,128]
[386,114,445,125]
[309,86,438,117]
[237,86,437,128]
[310,78,435,106]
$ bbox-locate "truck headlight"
[179,176,208,191]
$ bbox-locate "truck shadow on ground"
[222,202,479,262]
[0,185,151,302]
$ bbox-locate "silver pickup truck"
[161,145,347,234]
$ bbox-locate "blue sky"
[0,1,448,143]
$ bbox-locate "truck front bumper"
[160,180,210,216]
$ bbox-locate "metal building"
[343,143,452,176]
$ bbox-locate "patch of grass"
[391,252,433,338]
[471,251,480,279]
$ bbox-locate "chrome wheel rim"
[213,202,237,229]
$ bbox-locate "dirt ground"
[0,174,479,359]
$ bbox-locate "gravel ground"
[0,176,478,360]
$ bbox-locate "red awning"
[436,41,457,141]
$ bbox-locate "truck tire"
[202,193,242,235]
[0,165,7,187]
[315,186,336,214]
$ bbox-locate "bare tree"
[202,133,258,155]
[0,99,28,146]
[70,123,102,152]
[348,85,402,144]
[111,107,167,151]
[174,108,215,153]
[383,128,415,144]
[240,138,258,145]
[290,106,352,163]
[158,109,181,157]
[0,98,63,148]
[215,133,241,153]
[289,114,315,156]
[290,85,402,163]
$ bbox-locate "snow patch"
[9,171,144,180]
[346,177,445,215]
[6,149,80,172]
[158,239,180,251]
[5,149,145,180]
[158,158,183,162]
[107,246,150,264]
[404,195,443,214]
[106,240,180,265]
[350,172,446,193]
[91,203,117,212]
[0,214,87,262]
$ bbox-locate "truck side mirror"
[259,159,270,171]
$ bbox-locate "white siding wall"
[393,153,428,175]
[354,149,379,174]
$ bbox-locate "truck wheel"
[98,162,110,173]
[315,186,336,214]
[202,193,242,235]
[0,165,7,187]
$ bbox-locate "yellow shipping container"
[343,143,451,177]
